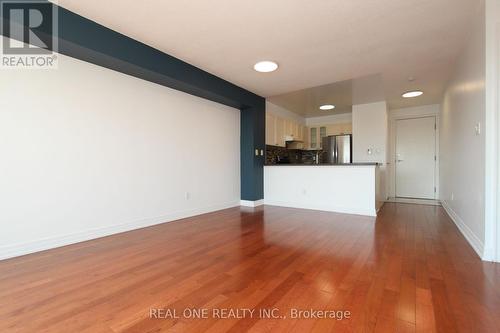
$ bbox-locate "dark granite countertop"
[264,163,380,166]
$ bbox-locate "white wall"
[352,101,388,164]
[389,104,440,119]
[305,113,352,126]
[440,2,486,258]
[266,101,306,124]
[388,104,440,198]
[352,101,388,199]
[0,53,241,259]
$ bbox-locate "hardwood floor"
[1,203,500,332]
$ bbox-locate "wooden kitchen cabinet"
[265,113,287,147]
[304,123,352,149]
[284,119,292,138]
[297,126,304,141]
[307,126,326,149]
[266,113,306,147]
[309,127,318,149]
[265,113,276,146]
[284,119,300,139]
[302,126,309,147]
[266,116,353,149]
[275,117,286,147]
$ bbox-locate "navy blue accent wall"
[1,1,265,201]
[241,103,266,201]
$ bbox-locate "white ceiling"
[268,74,386,117]
[55,0,480,111]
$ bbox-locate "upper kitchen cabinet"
[301,126,308,146]
[275,117,286,146]
[297,125,305,141]
[307,126,327,149]
[284,119,301,140]
[266,113,304,147]
[266,113,285,147]
[265,113,276,146]
[309,127,318,149]
[305,123,352,149]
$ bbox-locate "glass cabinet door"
[310,127,317,148]
[319,127,326,148]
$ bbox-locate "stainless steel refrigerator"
[322,135,352,164]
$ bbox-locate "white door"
[395,117,436,199]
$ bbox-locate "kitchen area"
[263,97,387,217]
[265,110,353,165]
[265,112,353,165]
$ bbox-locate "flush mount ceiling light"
[253,61,278,73]
[402,90,423,98]
[319,104,335,110]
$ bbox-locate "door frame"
[388,106,440,199]
[483,19,500,262]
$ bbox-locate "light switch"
[475,122,481,135]
[255,149,259,156]
[260,149,264,156]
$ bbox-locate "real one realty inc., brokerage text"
[150,308,351,320]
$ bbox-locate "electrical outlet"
[302,189,307,195]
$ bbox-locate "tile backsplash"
[266,145,324,164]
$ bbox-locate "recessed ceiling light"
[254,61,278,73]
[402,90,423,98]
[319,104,335,110]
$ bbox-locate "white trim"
[240,199,264,207]
[484,4,500,262]
[264,200,377,217]
[441,200,484,259]
[0,201,240,261]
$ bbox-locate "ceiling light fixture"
[253,61,278,73]
[402,90,423,98]
[319,104,335,110]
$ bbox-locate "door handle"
[396,159,404,162]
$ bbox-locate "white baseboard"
[0,200,240,261]
[441,200,484,259]
[263,199,377,217]
[240,199,264,207]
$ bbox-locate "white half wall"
[0,53,241,260]
[440,2,486,258]
[264,165,380,216]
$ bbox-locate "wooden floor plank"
[1,203,499,332]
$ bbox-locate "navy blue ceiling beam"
[58,8,263,109]
[1,1,265,201]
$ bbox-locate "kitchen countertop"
[264,163,379,166]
